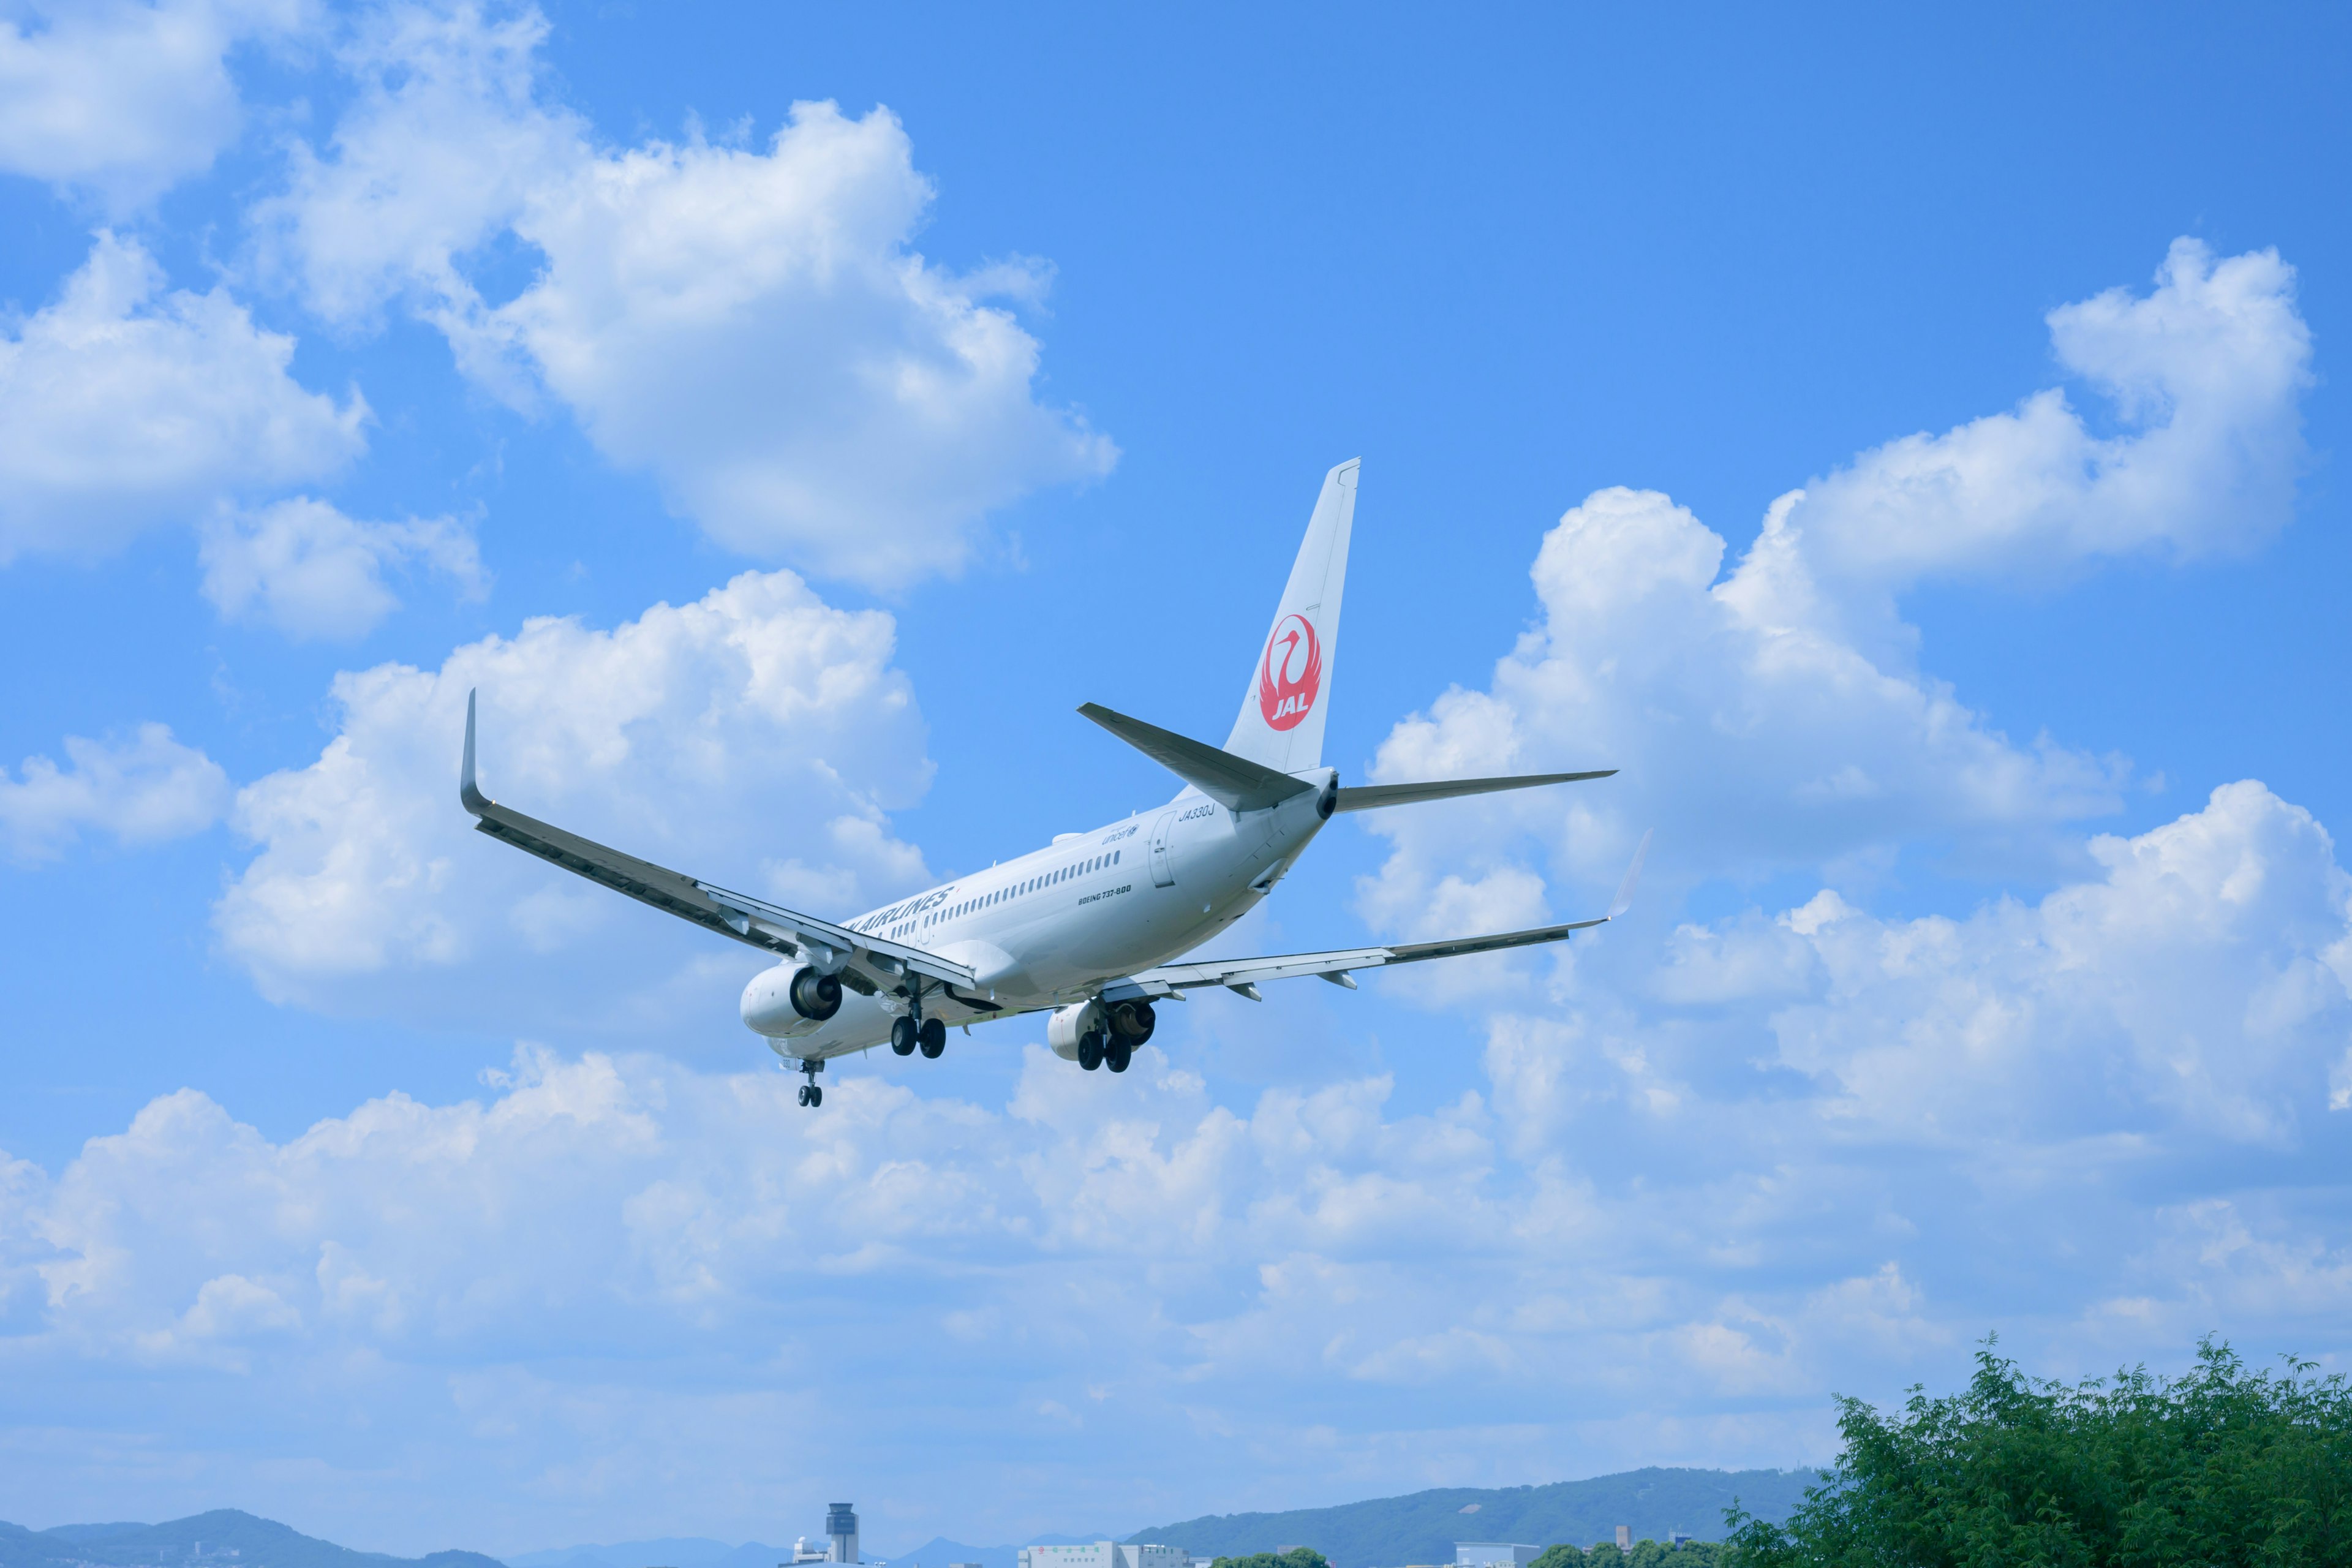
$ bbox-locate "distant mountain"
[886,1538,1011,1568]
[886,1537,1014,1568]
[1125,1469,1822,1562]
[505,1543,765,1568]
[0,1510,505,1568]
[883,1533,1115,1568]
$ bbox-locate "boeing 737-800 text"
[460,460,1647,1106]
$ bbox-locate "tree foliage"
[1724,1338,2352,1566]
[1210,1550,1332,1568]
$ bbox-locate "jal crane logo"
[1257,612,1322,731]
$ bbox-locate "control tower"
[827,1503,860,1565]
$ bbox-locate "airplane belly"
[763,989,894,1061]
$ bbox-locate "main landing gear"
[793,1055,824,1109]
[891,990,949,1060]
[1077,1030,1131,1074]
[1076,998,1151,1074]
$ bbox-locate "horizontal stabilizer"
[1332,769,1615,812]
[1078,703,1316,812]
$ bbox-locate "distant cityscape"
[0,1468,1810,1568]
[781,1503,1724,1568]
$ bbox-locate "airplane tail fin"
[1223,459,1357,774]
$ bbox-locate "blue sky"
[2,0,2348,1556]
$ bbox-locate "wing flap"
[1101,921,1607,1001]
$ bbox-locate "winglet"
[1607,829,1652,921]
[459,688,492,815]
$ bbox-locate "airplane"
[459,459,1648,1107]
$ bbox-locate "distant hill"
[0,1511,505,1568]
[506,1542,763,1568]
[885,1534,1116,1568]
[888,1538,1016,1568]
[507,1534,1114,1568]
[1125,1469,1822,1562]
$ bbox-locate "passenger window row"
[922,848,1127,927]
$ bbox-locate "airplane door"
[1148,811,1177,887]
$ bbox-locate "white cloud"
[0,231,368,563]
[1490,782,2352,1165]
[256,3,1114,585]
[1752,781,2352,1149]
[255,2,580,333]
[1357,483,2127,925]
[7,816,2348,1547]
[214,568,935,1029]
[1354,241,2310,924]
[0,721,231,861]
[0,0,312,209]
[1730,239,2310,662]
[199,496,486,640]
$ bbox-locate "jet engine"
[739,960,843,1035]
[1107,998,1156,1044]
[1046,1000,1105,1061]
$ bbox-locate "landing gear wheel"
[891,1016,918,1055]
[807,1084,821,1107]
[918,1017,947,1058]
[1106,1038,1131,1074]
[796,1084,813,1107]
[1077,1031,1105,1072]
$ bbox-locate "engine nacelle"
[1046,1000,1106,1061]
[1107,998,1156,1042]
[740,960,843,1036]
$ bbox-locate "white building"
[1019,1544,1191,1568]
[1455,1545,1540,1568]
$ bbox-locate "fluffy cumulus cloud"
[0,722,231,861]
[6,774,2350,1544]
[198,496,486,640]
[255,2,1114,584]
[0,0,312,209]
[1355,240,2310,926]
[214,568,935,1030]
[1749,782,2352,1150]
[0,231,368,564]
[1733,240,2311,663]
[0,1046,1840,1545]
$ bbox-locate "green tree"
[1210,1551,1330,1568]
[1528,1548,1586,1568]
[1724,1336,2352,1565]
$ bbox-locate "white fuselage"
[740,774,1336,1057]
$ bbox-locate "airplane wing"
[456,692,976,997]
[1103,831,1652,1002]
